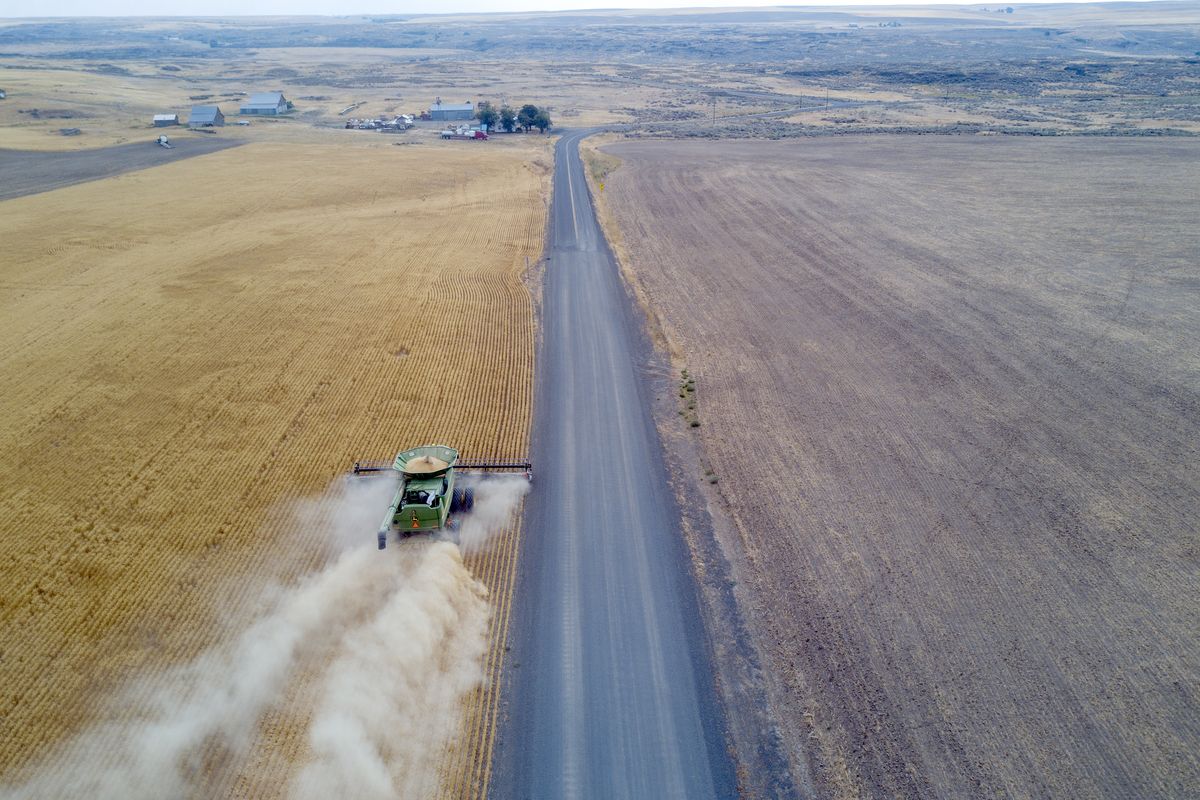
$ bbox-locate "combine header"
[353,444,531,549]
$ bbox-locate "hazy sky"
[1,0,1116,18]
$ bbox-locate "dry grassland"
[597,136,1200,799]
[0,136,550,796]
[0,65,213,150]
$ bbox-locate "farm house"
[240,92,290,116]
[152,113,179,127]
[429,100,474,121]
[189,105,224,127]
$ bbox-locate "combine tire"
[450,487,476,513]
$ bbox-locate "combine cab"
[353,444,531,549]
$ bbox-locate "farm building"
[189,105,225,127]
[240,92,290,116]
[153,113,179,127]
[429,100,474,121]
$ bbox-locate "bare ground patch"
[599,136,1200,799]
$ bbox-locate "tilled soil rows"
[599,136,1200,799]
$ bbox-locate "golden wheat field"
[0,136,550,797]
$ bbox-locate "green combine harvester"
[352,444,531,549]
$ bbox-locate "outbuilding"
[240,92,290,116]
[429,100,474,121]
[153,113,179,127]
[189,105,225,127]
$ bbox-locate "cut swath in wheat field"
[0,138,550,796]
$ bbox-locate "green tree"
[517,104,540,132]
[499,105,516,133]
[475,101,499,130]
[533,109,552,133]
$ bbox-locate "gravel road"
[0,137,241,201]
[489,130,736,799]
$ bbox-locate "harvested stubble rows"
[598,137,1200,799]
[0,139,549,796]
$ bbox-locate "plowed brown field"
[596,137,1200,799]
[0,138,550,797]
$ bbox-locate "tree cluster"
[476,102,552,133]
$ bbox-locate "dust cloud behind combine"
[456,476,532,556]
[3,475,527,800]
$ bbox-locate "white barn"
[239,92,289,116]
[189,105,225,127]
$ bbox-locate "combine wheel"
[451,487,476,512]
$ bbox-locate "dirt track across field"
[0,137,241,200]
[598,137,1200,798]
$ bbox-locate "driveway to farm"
[490,130,736,799]
[0,137,241,201]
